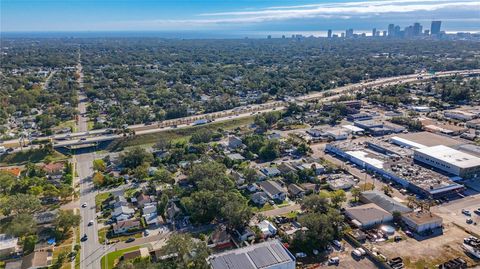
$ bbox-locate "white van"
[357,247,366,256]
[352,249,363,258]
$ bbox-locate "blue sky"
[2,0,479,33]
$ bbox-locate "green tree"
[330,190,347,208]
[92,159,106,172]
[153,168,174,184]
[55,210,81,239]
[121,147,153,169]
[221,192,252,230]
[301,192,330,213]
[351,187,361,202]
[162,234,210,269]
[258,140,280,161]
[6,214,36,238]
[1,194,41,216]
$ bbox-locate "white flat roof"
[390,136,427,149]
[415,145,480,169]
[342,125,364,132]
[346,150,384,169]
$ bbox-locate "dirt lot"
[432,194,480,237]
[365,223,479,269]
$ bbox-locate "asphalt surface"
[2,69,479,149]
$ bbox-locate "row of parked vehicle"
[387,257,404,269]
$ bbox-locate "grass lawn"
[87,121,95,131]
[57,120,77,133]
[281,211,298,219]
[111,116,254,149]
[276,200,291,208]
[0,148,67,165]
[101,246,141,269]
[98,227,142,244]
[252,203,274,213]
[95,192,111,211]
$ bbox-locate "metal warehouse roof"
[415,145,480,169]
[208,240,294,269]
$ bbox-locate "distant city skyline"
[2,0,479,34]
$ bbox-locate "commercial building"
[360,191,411,214]
[402,211,443,234]
[414,145,480,178]
[345,203,393,228]
[444,110,477,121]
[347,113,372,122]
[466,119,480,130]
[207,240,295,269]
[325,140,464,198]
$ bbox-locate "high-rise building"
[382,30,387,37]
[372,28,376,37]
[388,24,395,37]
[431,21,442,35]
[327,29,332,38]
[424,30,430,35]
[394,25,401,36]
[346,28,354,38]
[413,22,422,36]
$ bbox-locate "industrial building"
[414,145,480,178]
[207,240,295,269]
[401,211,443,234]
[325,140,464,198]
[345,203,393,228]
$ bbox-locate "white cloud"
[109,0,479,30]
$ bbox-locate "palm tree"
[406,196,417,209]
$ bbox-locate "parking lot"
[365,222,478,268]
[432,194,480,236]
[318,240,378,269]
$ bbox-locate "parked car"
[295,252,307,258]
[352,249,363,258]
[462,209,471,216]
[125,237,135,243]
[328,257,340,265]
[466,218,473,224]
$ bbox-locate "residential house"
[110,195,128,208]
[122,247,150,261]
[113,219,141,234]
[143,204,161,226]
[0,234,18,257]
[0,167,22,178]
[258,180,287,201]
[251,192,268,205]
[234,227,255,242]
[41,162,64,180]
[228,136,244,149]
[260,167,281,177]
[256,220,277,238]
[112,206,135,222]
[208,225,233,249]
[34,210,58,225]
[230,170,245,185]
[21,245,53,269]
[226,153,245,162]
[277,163,297,175]
[166,202,181,224]
[136,193,155,208]
[287,184,305,199]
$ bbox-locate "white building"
[0,234,18,257]
[325,129,348,140]
[345,203,393,228]
[414,145,480,178]
[402,211,443,234]
[208,240,295,269]
[257,220,278,237]
[444,110,476,121]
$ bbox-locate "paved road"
[260,204,301,217]
[2,69,479,149]
[78,153,104,269]
[432,194,480,236]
